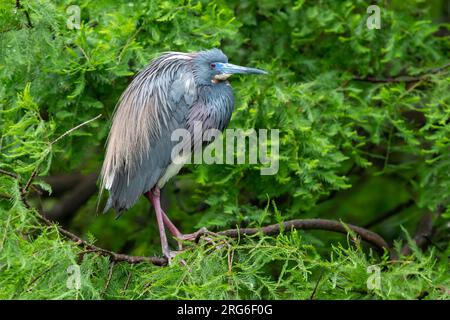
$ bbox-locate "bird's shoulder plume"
[99,52,196,211]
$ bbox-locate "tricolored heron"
[100,49,267,259]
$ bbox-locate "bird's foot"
[174,227,231,251]
[164,228,231,269]
[173,227,221,250]
[175,227,210,242]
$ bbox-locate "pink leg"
[146,188,209,253]
[161,210,208,241]
[161,211,183,238]
[144,188,170,258]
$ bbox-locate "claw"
[175,227,209,242]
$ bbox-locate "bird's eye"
[210,63,216,69]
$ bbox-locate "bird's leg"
[159,210,204,249]
[146,188,211,252]
[160,210,210,247]
[160,211,182,239]
[162,211,211,242]
[145,188,172,260]
[160,210,184,250]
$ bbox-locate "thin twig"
[310,268,325,300]
[25,265,55,293]
[0,168,19,179]
[227,247,235,275]
[103,261,115,292]
[123,271,132,291]
[21,169,37,196]
[18,115,102,206]
[118,26,143,62]
[51,114,102,145]
[1,168,41,196]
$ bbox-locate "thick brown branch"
[218,219,390,254]
[8,139,390,266]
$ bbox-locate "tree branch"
[0,168,19,179]
[217,219,390,253]
[37,213,168,266]
[33,213,391,266]
[50,114,102,145]
[21,169,37,197]
[14,169,392,266]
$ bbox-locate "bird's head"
[193,49,267,85]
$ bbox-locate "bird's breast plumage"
[189,82,234,132]
[157,82,234,189]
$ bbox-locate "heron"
[100,48,267,259]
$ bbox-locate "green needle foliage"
[0,0,449,299]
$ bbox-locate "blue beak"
[216,62,268,75]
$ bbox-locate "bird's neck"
[195,84,235,131]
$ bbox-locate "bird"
[100,48,267,259]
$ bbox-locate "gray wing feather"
[101,53,196,214]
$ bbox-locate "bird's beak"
[218,63,268,75]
